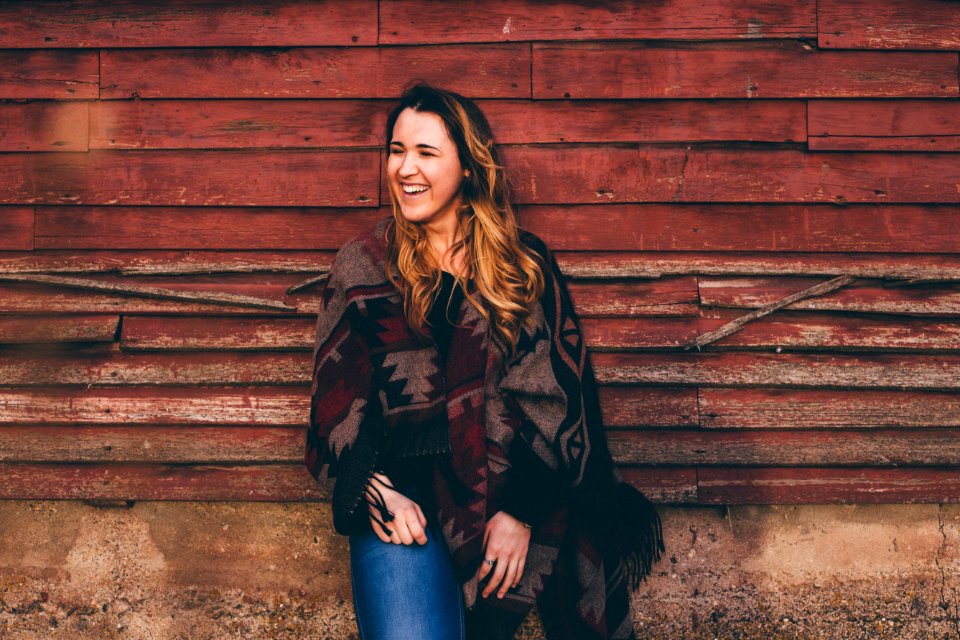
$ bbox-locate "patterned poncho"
[306,216,665,639]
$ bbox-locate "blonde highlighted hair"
[383,81,545,361]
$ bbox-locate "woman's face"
[387,107,469,228]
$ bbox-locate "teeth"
[403,185,429,194]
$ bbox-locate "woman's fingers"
[497,559,518,599]
[514,552,526,588]
[481,557,509,598]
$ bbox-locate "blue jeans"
[348,482,466,640]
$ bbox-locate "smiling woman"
[307,81,664,640]
[387,106,472,275]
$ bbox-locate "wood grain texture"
[699,388,960,428]
[121,316,314,351]
[520,203,960,252]
[89,99,390,149]
[0,49,98,99]
[698,467,960,503]
[498,147,960,204]
[380,0,816,43]
[818,0,960,50]
[592,352,960,390]
[808,100,960,151]
[0,314,118,344]
[0,387,307,425]
[0,463,328,501]
[607,428,960,466]
[0,348,310,386]
[699,276,960,315]
[0,0,378,47]
[100,45,530,99]
[0,207,34,250]
[0,102,88,151]
[533,41,959,99]
[0,150,379,206]
[87,98,806,148]
[35,207,386,249]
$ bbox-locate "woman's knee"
[349,526,464,639]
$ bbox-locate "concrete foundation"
[1,501,957,639]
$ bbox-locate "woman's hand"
[476,511,531,599]
[365,472,429,546]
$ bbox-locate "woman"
[306,82,665,640]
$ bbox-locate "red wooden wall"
[1,0,958,505]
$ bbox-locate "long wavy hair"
[383,81,545,362]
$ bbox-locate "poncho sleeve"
[498,232,666,589]
[306,248,394,537]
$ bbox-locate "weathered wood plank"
[381,0,815,43]
[0,463,328,501]
[88,98,806,148]
[533,42,958,99]
[699,276,960,315]
[698,467,960,504]
[35,206,385,249]
[1,249,959,281]
[0,50,98,99]
[89,99,388,149]
[0,463,676,502]
[0,284,312,315]
[0,150,379,206]
[553,252,960,281]
[683,275,858,351]
[0,274,295,311]
[38,425,927,470]
[583,317,706,351]
[592,352,960,390]
[0,0,377,48]
[100,45,530,99]
[567,280,699,317]
[619,467,697,504]
[699,388,960,428]
[690,310,960,351]
[0,385,687,429]
[121,316,314,351]
[599,386,699,428]
[590,311,960,353]
[521,203,960,253]
[0,207,34,250]
[0,102,88,151]
[0,387,307,425]
[141,311,960,354]
[0,275,691,317]
[0,425,310,462]
[0,348,309,386]
[481,99,806,144]
[607,429,960,466]
[818,0,960,50]
[42,202,960,252]
[0,314,118,344]
[808,100,960,152]
[498,147,960,204]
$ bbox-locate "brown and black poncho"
[306,216,665,639]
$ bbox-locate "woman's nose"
[398,152,420,177]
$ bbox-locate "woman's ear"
[464,169,470,178]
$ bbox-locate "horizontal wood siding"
[0,0,958,505]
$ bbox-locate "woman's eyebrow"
[390,141,441,151]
